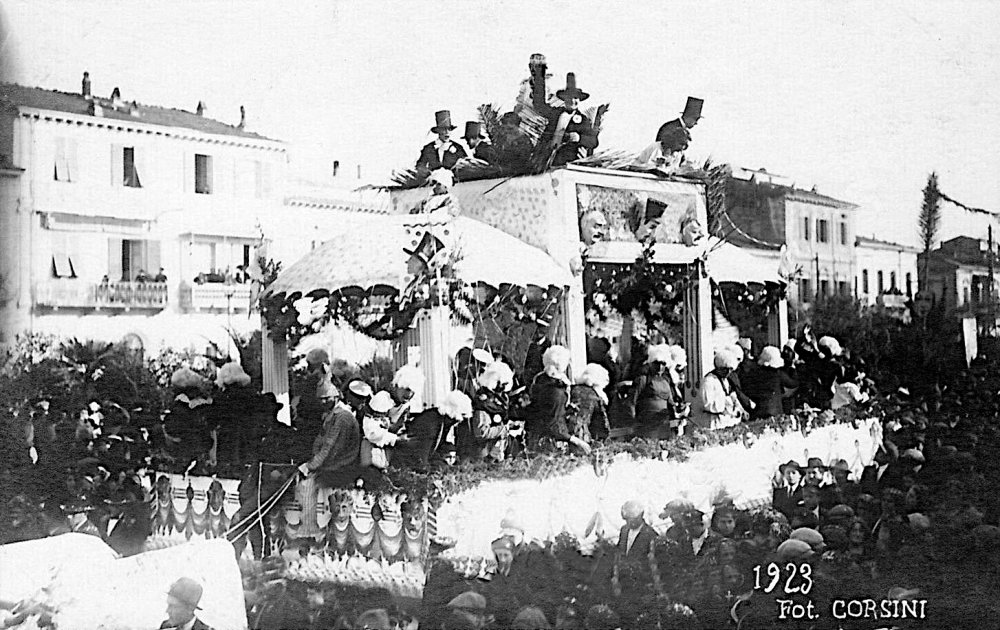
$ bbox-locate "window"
[890,271,897,291]
[801,217,810,241]
[54,137,78,182]
[51,255,76,278]
[862,269,870,294]
[877,271,884,294]
[109,238,160,282]
[817,219,829,243]
[839,222,847,245]
[123,147,141,187]
[820,279,830,297]
[906,273,913,297]
[243,245,252,268]
[838,281,849,296]
[799,278,812,303]
[195,154,213,194]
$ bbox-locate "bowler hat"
[167,577,203,611]
[806,457,826,470]
[681,96,704,120]
[431,110,457,133]
[447,591,487,612]
[403,231,446,267]
[556,73,589,101]
[463,120,485,140]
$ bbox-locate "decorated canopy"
[266,214,572,300]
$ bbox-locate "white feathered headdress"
[477,361,514,392]
[392,365,425,392]
[438,390,473,421]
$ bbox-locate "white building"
[854,235,920,306]
[0,74,286,353]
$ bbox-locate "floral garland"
[384,399,874,508]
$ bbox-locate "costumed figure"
[463,120,499,165]
[415,110,467,171]
[210,361,256,468]
[579,209,609,247]
[388,365,424,430]
[541,73,599,167]
[413,169,459,219]
[162,368,214,471]
[639,96,703,170]
[291,348,331,460]
[402,231,447,307]
[630,343,689,438]
[456,359,513,462]
[692,349,748,430]
[296,380,361,489]
[566,363,611,444]
[393,390,472,472]
[748,345,798,420]
[526,345,592,454]
[359,391,408,472]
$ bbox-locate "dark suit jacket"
[392,409,451,471]
[471,141,499,164]
[859,463,906,495]
[160,617,213,630]
[772,484,803,519]
[542,108,599,167]
[748,367,798,419]
[416,140,467,171]
[617,522,657,563]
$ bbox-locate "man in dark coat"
[616,500,657,563]
[161,577,214,630]
[541,73,599,167]
[463,121,498,164]
[416,110,468,171]
[296,383,361,489]
[653,96,703,154]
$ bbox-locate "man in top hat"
[655,96,703,151]
[463,121,498,165]
[542,73,600,167]
[161,577,213,630]
[416,110,468,172]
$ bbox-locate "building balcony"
[180,283,252,312]
[35,280,169,310]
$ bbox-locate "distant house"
[855,236,919,307]
[919,236,1000,320]
[722,167,859,306]
[0,73,285,351]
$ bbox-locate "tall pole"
[815,254,821,302]
[989,225,996,334]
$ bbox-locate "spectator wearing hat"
[297,382,361,489]
[463,121,498,165]
[445,591,491,630]
[747,345,798,419]
[360,391,408,472]
[630,343,688,438]
[161,577,213,630]
[416,110,468,172]
[541,73,600,167]
[693,350,747,430]
[456,360,513,462]
[567,363,611,444]
[773,460,804,520]
[394,390,472,472]
[484,536,524,627]
[355,608,391,630]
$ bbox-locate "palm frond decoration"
[703,160,732,237]
[573,150,641,170]
[390,168,430,189]
[477,103,502,144]
[454,158,501,182]
[587,103,611,136]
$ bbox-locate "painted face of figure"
[579,210,608,245]
[407,254,427,278]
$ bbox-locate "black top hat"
[645,198,669,222]
[556,73,589,102]
[681,97,704,120]
[404,231,446,267]
[431,110,457,133]
[463,121,485,140]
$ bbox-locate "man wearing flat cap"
[446,591,491,630]
[416,110,468,172]
[161,577,213,630]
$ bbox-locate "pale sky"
[3,0,998,247]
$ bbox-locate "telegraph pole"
[989,225,996,334]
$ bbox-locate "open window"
[54,138,78,182]
[195,154,213,194]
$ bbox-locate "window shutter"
[54,138,67,181]
[111,144,123,187]
[206,155,215,194]
[66,138,78,182]
[108,238,123,282]
[135,146,147,189]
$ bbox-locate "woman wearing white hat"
[359,391,409,472]
[692,349,748,430]
[629,343,688,438]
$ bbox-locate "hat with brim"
[348,379,373,399]
[356,608,392,630]
[368,391,394,414]
[167,577,203,611]
[779,460,803,474]
[556,72,590,101]
[431,110,457,133]
[806,457,826,470]
[463,120,486,140]
[447,591,487,612]
[681,96,704,120]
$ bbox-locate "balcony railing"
[35,280,169,309]
[181,283,253,311]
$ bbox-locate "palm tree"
[919,172,941,290]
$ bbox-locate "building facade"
[854,236,919,306]
[0,75,286,352]
[723,167,859,307]
[919,236,1000,319]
